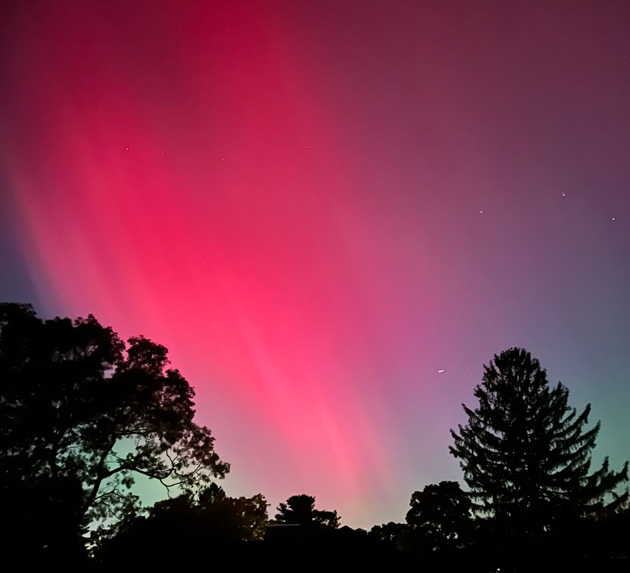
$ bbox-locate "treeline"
[1,303,628,571]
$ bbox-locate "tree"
[368,521,409,549]
[450,348,628,540]
[0,303,229,555]
[275,494,340,528]
[406,481,472,552]
[95,484,268,567]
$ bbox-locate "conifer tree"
[450,348,627,537]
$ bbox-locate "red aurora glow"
[2,1,405,523]
[3,1,630,528]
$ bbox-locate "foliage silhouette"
[406,481,472,553]
[0,473,90,567]
[95,483,268,567]
[275,494,340,528]
[368,521,409,550]
[450,347,628,569]
[0,302,228,557]
[5,306,630,571]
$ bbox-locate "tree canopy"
[0,302,229,556]
[450,347,628,537]
[406,481,472,552]
[275,494,340,528]
[95,483,268,567]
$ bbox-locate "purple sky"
[1,1,629,528]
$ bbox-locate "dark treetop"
[0,303,229,532]
[450,347,628,535]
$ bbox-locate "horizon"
[1,1,629,529]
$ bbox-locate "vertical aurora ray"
[1,1,407,524]
[3,1,629,528]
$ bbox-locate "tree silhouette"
[95,484,268,567]
[368,521,408,549]
[0,303,229,557]
[275,494,340,528]
[406,481,472,552]
[450,348,628,566]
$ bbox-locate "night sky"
[1,1,629,529]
